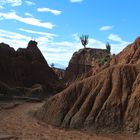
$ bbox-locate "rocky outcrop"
[73,37,140,80]
[52,67,65,80]
[0,40,59,95]
[64,48,110,83]
[36,64,140,134]
[110,37,140,65]
[0,81,45,101]
[17,40,47,64]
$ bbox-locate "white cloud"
[72,33,80,41]
[0,12,54,29]
[0,29,130,68]
[71,34,105,49]
[24,1,35,6]
[0,29,31,50]
[110,43,130,54]
[108,33,124,42]
[108,33,130,54]
[36,35,127,64]
[99,25,113,31]
[37,8,62,16]
[0,29,72,68]
[0,5,4,9]
[0,0,22,6]
[72,33,130,55]
[0,29,30,40]
[70,0,83,3]
[19,28,57,38]
[42,37,107,67]
[25,12,33,17]
[88,38,105,49]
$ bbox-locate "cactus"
[106,42,111,53]
[80,34,89,48]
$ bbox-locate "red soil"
[0,102,139,140]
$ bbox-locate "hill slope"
[36,64,140,133]
[111,36,140,65]
[0,40,59,94]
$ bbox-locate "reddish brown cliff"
[64,48,110,83]
[0,40,59,95]
[78,36,140,80]
[110,36,140,65]
[36,64,140,134]
[52,67,65,80]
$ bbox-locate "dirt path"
[0,102,139,140]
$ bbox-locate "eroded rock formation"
[0,40,59,95]
[52,67,65,80]
[64,48,110,83]
[0,81,45,101]
[110,36,140,65]
[36,64,140,133]
[75,36,140,80]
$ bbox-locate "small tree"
[106,42,111,53]
[80,34,89,48]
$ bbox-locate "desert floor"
[0,101,140,140]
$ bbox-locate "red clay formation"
[36,64,140,134]
[110,37,140,65]
[64,48,110,83]
[0,40,59,95]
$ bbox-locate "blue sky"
[0,0,140,68]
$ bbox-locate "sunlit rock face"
[64,48,110,82]
[36,64,140,134]
[36,37,140,134]
[110,37,140,65]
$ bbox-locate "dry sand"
[0,102,139,140]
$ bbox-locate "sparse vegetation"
[80,34,89,48]
[106,42,111,53]
[51,63,55,68]
[99,56,109,65]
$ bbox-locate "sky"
[0,0,140,69]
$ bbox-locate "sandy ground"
[0,102,140,140]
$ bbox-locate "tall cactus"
[80,34,89,48]
[106,42,111,53]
